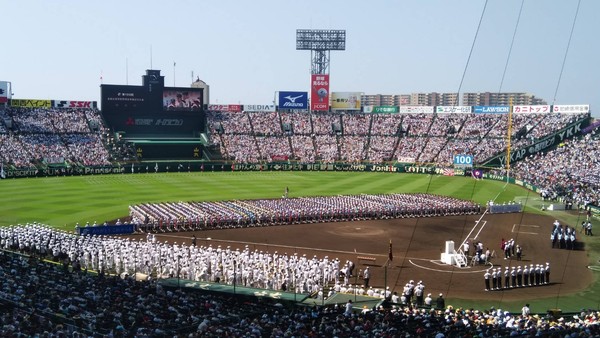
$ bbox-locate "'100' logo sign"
[453,154,473,167]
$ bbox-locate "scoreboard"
[101,70,205,138]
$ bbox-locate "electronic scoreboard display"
[100,70,204,138]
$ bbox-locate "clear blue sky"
[2,0,598,115]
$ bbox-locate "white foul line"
[473,220,488,240]
[462,208,489,246]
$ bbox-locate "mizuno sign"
[278,91,308,109]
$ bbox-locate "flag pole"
[384,264,388,299]
[387,239,393,266]
[384,239,392,300]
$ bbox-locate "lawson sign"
[474,106,510,113]
[278,91,308,110]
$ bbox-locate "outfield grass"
[0,172,524,229]
[0,171,598,312]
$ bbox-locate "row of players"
[484,263,550,291]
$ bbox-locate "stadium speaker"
[283,123,292,133]
[515,126,528,139]
[396,126,402,136]
[3,118,12,129]
[88,120,99,132]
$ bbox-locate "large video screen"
[100,84,205,138]
[163,88,203,111]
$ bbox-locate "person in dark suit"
[436,293,445,310]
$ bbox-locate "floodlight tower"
[296,29,346,75]
[296,29,345,111]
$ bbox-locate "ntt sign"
[278,91,308,110]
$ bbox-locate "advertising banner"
[10,99,52,108]
[552,104,589,113]
[77,224,136,236]
[371,106,399,113]
[331,92,361,110]
[0,81,8,103]
[398,106,434,114]
[53,100,98,109]
[1,161,477,179]
[436,106,472,113]
[278,91,308,110]
[311,74,329,111]
[513,105,551,113]
[243,104,276,112]
[473,106,510,113]
[270,155,289,161]
[397,156,416,163]
[207,104,242,112]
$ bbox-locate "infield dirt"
[130,212,591,302]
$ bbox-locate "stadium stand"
[0,106,590,170]
[205,110,589,165]
[0,107,133,169]
[2,226,600,337]
[509,130,600,207]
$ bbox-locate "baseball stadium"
[1,81,599,336]
[2,10,600,338]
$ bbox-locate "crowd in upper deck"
[206,110,588,166]
[0,106,588,170]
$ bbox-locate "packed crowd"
[206,109,588,165]
[128,193,481,231]
[0,107,590,168]
[0,246,294,337]
[2,231,600,337]
[510,131,600,207]
[0,107,119,168]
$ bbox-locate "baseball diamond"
[124,212,591,303]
